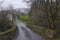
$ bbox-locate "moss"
[0,26,17,40]
[0,26,16,35]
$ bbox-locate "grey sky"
[0,0,32,13]
[1,0,31,9]
[0,0,56,9]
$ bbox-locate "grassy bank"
[25,22,57,40]
[0,21,17,40]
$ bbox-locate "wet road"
[13,19,46,40]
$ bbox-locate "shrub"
[0,11,14,32]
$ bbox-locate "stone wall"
[0,27,17,40]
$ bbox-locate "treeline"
[28,0,60,40]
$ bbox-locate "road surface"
[13,19,47,40]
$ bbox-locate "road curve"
[13,19,47,40]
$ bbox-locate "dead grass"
[26,22,56,40]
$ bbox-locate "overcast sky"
[0,0,56,9]
[0,0,31,9]
[0,0,32,13]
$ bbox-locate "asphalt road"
[13,19,46,40]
